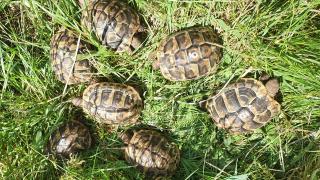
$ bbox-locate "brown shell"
[50,27,93,84]
[205,78,281,134]
[46,121,92,158]
[77,82,143,125]
[122,129,180,178]
[157,26,223,81]
[81,0,143,53]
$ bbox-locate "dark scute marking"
[251,97,268,113]
[225,89,241,112]
[93,2,112,29]
[237,107,254,122]
[184,65,196,79]
[112,90,123,106]
[175,33,189,50]
[239,87,256,104]
[116,20,128,37]
[55,30,69,80]
[163,38,174,53]
[202,30,216,43]
[107,2,121,17]
[150,135,162,147]
[105,107,130,113]
[114,13,130,49]
[101,21,110,42]
[209,51,219,67]
[121,3,133,25]
[200,44,212,59]
[160,54,172,68]
[93,1,110,17]
[189,31,203,45]
[258,110,272,122]
[107,17,117,32]
[232,117,243,128]
[198,60,209,75]
[215,96,228,114]
[174,50,188,66]
[116,10,128,24]
[168,68,182,80]
[124,95,133,107]
[101,89,112,104]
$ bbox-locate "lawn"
[0,0,320,179]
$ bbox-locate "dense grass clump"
[0,0,319,179]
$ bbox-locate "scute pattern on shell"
[81,0,142,53]
[123,129,180,178]
[80,82,143,125]
[50,27,93,84]
[205,78,281,133]
[157,26,223,81]
[46,121,92,158]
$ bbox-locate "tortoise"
[72,82,143,125]
[153,26,223,81]
[202,78,281,134]
[50,27,94,84]
[79,0,145,54]
[120,128,180,178]
[45,120,92,158]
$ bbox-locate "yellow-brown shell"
[81,0,143,53]
[46,121,92,158]
[157,26,223,81]
[205,78,281,134]
[76,82,143,125]
[50,27,93,84]
[122,129,180,178]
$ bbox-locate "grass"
[0,0,320,179]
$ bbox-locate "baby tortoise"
[121,128,180,179]
[80,0,145,54]
[202,78,281,134]
[72,82,143,125]
[153,26,223,81]
[50,27,94,84]
[45,120,92,158]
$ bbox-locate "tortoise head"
[265,78,280,98]
[259,73,280,98]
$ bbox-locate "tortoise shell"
[121,128,180,178]
[81,0,143,54]
[72,82,143,125]
[156,26,223,81]
[50,27,93,84]
[46,121,92,158]
[204,78,281,134]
